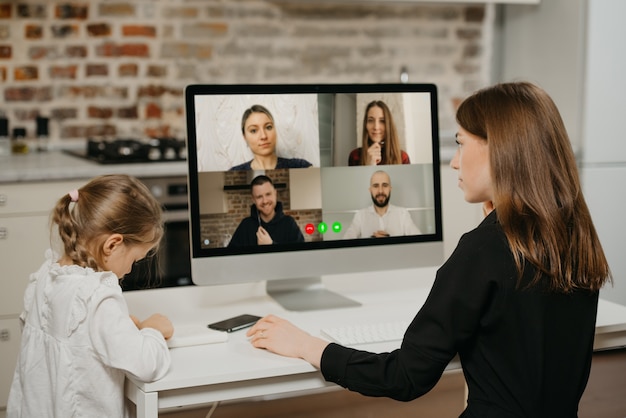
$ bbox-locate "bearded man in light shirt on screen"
[342,170,421,239]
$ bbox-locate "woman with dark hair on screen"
[348,100,410,166]
[230,104,312,171]
[247,82,611,417]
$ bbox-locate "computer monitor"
[185,83,443,311]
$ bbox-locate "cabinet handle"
[0,194,6,206]
[0,227,6,239]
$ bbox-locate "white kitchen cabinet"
[0,216,51,317]
[0,180,84,316]
[0,317,21,409]
[0,179,84,408]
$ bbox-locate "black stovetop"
[65,138,186,164]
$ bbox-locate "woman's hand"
[371,229,390,238]
[247,314,329,368]
[366,142,382,165]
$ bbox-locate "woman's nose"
[450,149,460,170]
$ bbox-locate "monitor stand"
[266,277,361,311]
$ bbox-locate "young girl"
[7,174,174,417]
[247,82,611,417]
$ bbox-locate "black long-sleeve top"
[228,201,304,247]
[321,211,599,418]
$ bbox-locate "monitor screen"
[185,83,443,311]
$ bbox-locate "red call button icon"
[305,223,315,235]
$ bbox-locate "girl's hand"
[137,313,174,340]
[130,314,141,328]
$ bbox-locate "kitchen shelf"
[224,183,286,191]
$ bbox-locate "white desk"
[123,267,626,418]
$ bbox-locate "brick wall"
[0,0,491,148]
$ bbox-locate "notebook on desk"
[166,324,228,348]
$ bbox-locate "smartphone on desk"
[208,314,262,332]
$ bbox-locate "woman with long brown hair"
[348,100,411,166]
[247,82,610,417]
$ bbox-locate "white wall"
[580,0,626,164]
[494,0,586,149]
[579,0,626,305]
[440,164,484,258]
[497,0,626,305]
[496,0,586,151]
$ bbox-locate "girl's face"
[366,106,386,144]
[105,241,154,279]
[450,126,493,204]
[243,112,277,157]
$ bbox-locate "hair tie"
[68,189,79,202]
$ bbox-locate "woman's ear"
[102,233,124,256]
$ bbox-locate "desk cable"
[205,401,219,418]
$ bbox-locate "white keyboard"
[320,321,409,346]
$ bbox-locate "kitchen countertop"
[1,144,459,184]
[0,151,188,183]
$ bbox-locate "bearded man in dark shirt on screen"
[228,175,304,247]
